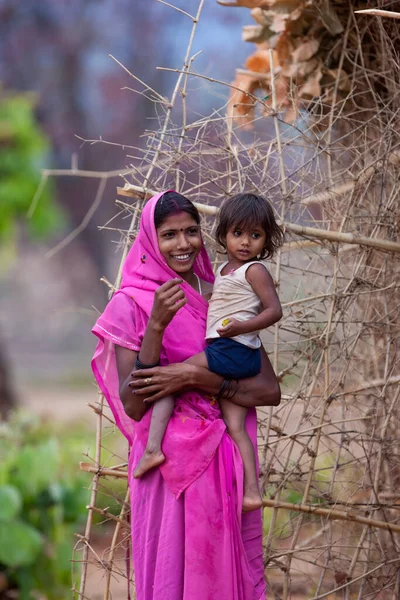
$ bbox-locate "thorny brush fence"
[63,1,400,598]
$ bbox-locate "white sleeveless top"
[206,261,265,349]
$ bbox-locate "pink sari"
[92,192,266,600]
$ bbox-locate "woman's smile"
[171,252,194,262]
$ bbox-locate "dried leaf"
[262,0,299,9]
[228,71,264,126]
[246,49,279,73]
[251,7,269,25]
[334,571,348,585]
[287,6,303,21]
[299,67,323,98]
[325,68,352,92]
[320,0,344,34]
[275,32,293,63]
[242,24,270,43]
[251,3,304,36]
[270,12,290,33]
[292,38,320,62]
[281,57,319,78]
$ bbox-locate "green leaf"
[11,438,60,499]
[0,520,42,567]
[0,91,64,249]
[0,484,22,521]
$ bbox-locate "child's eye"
[252,233,261,239]
[233,230,242,237]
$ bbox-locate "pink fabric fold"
[91,191,266,599]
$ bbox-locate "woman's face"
[156,211,202,275]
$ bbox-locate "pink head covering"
[119,190,214,359]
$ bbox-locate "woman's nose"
[176,233,191,249]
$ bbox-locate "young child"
[134,192,283,512]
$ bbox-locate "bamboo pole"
[76,395,104,599]
[262,499,400,534]
[86,505,129,528]
[80,462,128,479]
[355,9,400,19]
[103,487,131,600]
[263,49,287,582]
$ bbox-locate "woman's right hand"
[150,278,187,330]
[129,362,196,403]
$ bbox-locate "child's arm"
[218,263,282,338]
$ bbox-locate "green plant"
[0,412,91,599]
[0,88,63,266]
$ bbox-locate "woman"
[92,190,281,600]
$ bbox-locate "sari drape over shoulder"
[92,191,266,600]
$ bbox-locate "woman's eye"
[164,232,174,239]
[188,228,199,235]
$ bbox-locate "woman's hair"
[215,192,283,259]
[154,191,200,229]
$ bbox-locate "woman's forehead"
[157,211,199,231]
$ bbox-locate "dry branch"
[80,462,128,479]
[354,9,400,19]
[262,499,400,535]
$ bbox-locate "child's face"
[225,226,266,262]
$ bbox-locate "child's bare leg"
[135,352,208,479]
[133,395,174,479]
[220,398,263,512]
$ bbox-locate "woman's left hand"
[129,363,194,403]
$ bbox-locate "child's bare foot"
[242,491,263,512]
[133,449,165,478]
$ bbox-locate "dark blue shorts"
[204,337,261,379]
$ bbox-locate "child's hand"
[217,318,243,338]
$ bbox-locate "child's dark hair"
[215,192,283,259]
[154,191,200,229]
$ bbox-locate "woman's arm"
[116,278,187,421]
[130,346,280,408]
[116,321,163,421]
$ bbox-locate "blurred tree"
[0,88,63,417]
[0,88,62,254]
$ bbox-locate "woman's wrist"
[182,363,198,389]
[148,316,165,334]
[190,365,223,395]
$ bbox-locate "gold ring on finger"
[144,377,152,385]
